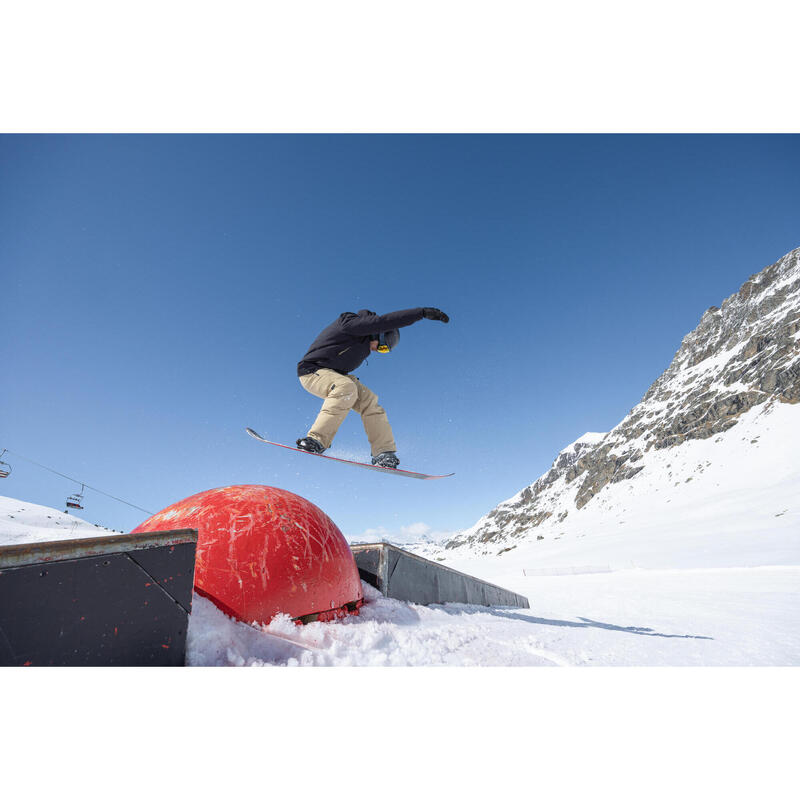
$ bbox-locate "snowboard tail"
[245,428,454,480]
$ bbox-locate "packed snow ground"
[3,404,798,666]
[161,399,800,667]
[186,567,799,666]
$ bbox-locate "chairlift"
[0,450,11,478]
[66,484,85,511]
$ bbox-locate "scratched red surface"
[131,485,363,625]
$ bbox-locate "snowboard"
[245,428,454,480]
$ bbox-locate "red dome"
[130,485,363,625]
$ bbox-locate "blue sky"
[1,134,798,538]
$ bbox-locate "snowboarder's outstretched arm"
[422,307,449,322]
[339,307,449,336]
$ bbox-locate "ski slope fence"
[522,566,613,576]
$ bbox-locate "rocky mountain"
[442,246,800,555]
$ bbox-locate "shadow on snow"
[432,604,714,641]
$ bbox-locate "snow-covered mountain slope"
[434,246,800,559]
[0,495,118,546]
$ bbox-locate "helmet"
[377,329,400,353]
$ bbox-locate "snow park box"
[351,542,529,609]
[0,529,197,667]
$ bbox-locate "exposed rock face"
[445,247,800,552]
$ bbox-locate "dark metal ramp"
[0,529,198,666]
[351,543,529,609]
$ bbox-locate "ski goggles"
[376,329,399,353]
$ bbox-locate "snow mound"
[0,495,118,546]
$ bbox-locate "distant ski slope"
[414,400,800,567]
[0,495,118,546]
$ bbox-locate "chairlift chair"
[0,450,11,478]
[66,484,85,511]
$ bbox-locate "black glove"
[422,307,449,323]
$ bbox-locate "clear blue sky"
[1,134,798,538]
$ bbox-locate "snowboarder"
[296,307,450,468]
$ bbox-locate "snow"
[3,398,798,668]
[440,392,800,555]
[7,474,797,665]
[561,430,607,451]
[189,396,795,667]
[0,495,119,545]
[184,566,800,666]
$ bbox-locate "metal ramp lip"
[0,529,198,569]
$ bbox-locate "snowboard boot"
[296,436,325,454]
[371,451,400,469]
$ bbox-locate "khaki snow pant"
[299,368,396,456]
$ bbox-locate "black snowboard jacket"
[297,308,425,377]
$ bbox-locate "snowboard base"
[246,428,453,480]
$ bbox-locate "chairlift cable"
[0,447,154,515]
